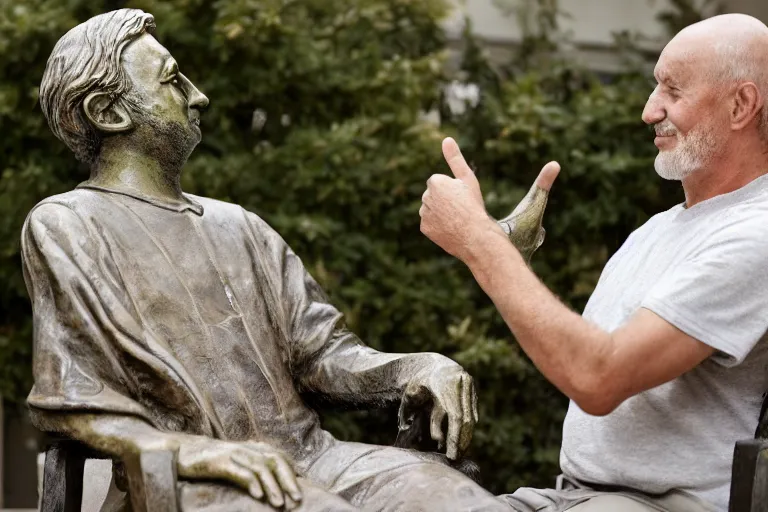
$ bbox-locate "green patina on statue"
[25,9,550,512]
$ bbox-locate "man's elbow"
[569,375,624,417]
[575,396,620,416]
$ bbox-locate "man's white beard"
[654,119,718,181]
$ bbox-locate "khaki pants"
[568,494,711,511]
[501,476,715,512]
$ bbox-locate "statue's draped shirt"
[21,187,517,512]
[21,187,346,466]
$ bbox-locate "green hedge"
[0,0,685,492]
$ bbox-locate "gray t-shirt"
[560,174,768,511]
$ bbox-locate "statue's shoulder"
[26,188,105,221]
[186,194,272,230]
[185,193,241,214]
[22,190,108,248]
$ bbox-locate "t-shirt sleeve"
[641,222,768,367]
[21,203,155,422]
[21,201,217,436]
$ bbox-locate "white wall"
[446,0,674,48]
[447,0,768,71]
[726,0,768,20]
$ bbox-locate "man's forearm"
[465,228,616,414]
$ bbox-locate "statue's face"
[120,33,208,158]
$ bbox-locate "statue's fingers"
[445,406,462,461]
[233,451,285,507]
[430,403,447,450]
[271,455,303,503]
[471,381,479,423]
[283,494,299,511]
[247,481,266,503]
[229,455,265,500]
[460,374,473,422]
[535,161,561,191]
[254,464,285,509]
[458,374,475,456]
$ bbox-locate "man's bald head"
[644,14,768,181]
[670,14,768,93]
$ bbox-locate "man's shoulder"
[615,206,680,251]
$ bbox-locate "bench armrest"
[41,439,179,512]
[729,438,768,512]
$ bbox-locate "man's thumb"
[442,137,478,185]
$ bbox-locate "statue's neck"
[87,144,185,203]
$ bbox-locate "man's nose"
[642,87,665,125]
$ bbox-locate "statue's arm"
[241,213,459,404]
[35,411,302,507]
[36,411,181,458]
[298,332,476,458]
[248,212,477,458]
[296,330,459,407]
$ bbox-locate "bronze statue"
[23,9,550,511]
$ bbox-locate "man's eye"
[171,76,181,87]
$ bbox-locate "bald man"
[419,13,768,512]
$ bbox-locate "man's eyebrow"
[655,70,680,87]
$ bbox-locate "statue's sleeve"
[246,211,447,404]
[21,203,155,426]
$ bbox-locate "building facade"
[447,0,768,72]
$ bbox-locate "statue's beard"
[654,119,719,181]
[123,96,199,175]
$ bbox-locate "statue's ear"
[83,91,133,133]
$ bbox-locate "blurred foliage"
[656,0,724,35]
[0,0,705,495]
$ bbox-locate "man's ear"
[731,82,762,131]
[83,91,133,133]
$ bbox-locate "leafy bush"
[0,0,687,493]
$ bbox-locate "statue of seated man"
[22,9,528,512]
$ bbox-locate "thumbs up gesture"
[420,137,559,264]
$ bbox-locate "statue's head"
[40,9,209,172]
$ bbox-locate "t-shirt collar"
[76,183,204,216]
[679,172,768,213]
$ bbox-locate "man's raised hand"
[420,137,501,262]
[420,137,561,263]
[441,137,484,206]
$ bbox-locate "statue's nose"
[180,73,209,111]
[190,88,209,110]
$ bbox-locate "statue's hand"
[177,438,302,509]
[398,363,478,461]
[498,161,561,262]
